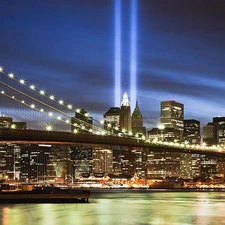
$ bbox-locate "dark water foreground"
[1,189,225,225]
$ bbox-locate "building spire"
[121,92,130,107]
[132,101,141,115]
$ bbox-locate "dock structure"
[0,187,90,204]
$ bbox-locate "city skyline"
[0,1,225,130]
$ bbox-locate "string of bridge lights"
[0,66,116,135]
[0,81,104,133]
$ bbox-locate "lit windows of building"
[160,100,184,141]
[103,107,120,134]
[183,119,200,144]
[71,108,93,134]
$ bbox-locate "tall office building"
[71,108,93,134]
[119,92,131,133]
[183,119,201,144]
[131,101,146,137]
[213,116,225,144]
[103,107,121,134]
[92,148,113,174]
[203,123,217,145]
[160,100,184,140]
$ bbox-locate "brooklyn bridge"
[0,66,225,183]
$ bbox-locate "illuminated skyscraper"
[160,100,184,139]
[71,108,93,134]
[119,92,131,133]
[183,119,201,144]
[103,107,121,134]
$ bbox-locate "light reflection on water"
[1,190,225,225]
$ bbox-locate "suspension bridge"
[1,66,225,157]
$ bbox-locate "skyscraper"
[160,100,184,139]
[71,108,93,134]
[183,119,201,144]
[119,92,131,133]
[131,101,146,137]
[103,107,121,134]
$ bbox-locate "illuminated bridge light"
[8,73,14,78]
[67,104,72,109]
[57,116,61,120]
[130,0,137,110]
[59,100,64,105]
[0,67,3,72]
[19,79,25,85]
[49,95,55,100]
[48,112,53,117]
[46,125,52,131]
[40,90,45,95]
[40,109,44,112]
[65,119,69,123]
[30,85,35,90]
[114,0,121,107]
[76,108,80,113]
[21,100,25,103]
[30,104,35,108]
[1,91,4,94]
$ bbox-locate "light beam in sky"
[130,0,137,111]
[114,0,121,107]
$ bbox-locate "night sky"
[0,0,225,131]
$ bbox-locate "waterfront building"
[70,146,92,178]
[71,108,93,134]
[217,160,225,180]
[92,148,113,174]
[20,145,51,183]
[146,151,181,179]
[200,155,218,178]
[112,147,122,175]
[131,101,146,137]
[180,153,201,179]
[0,144,21,180]
[103,107,120,134]
[183,119,200,144]
[119,92,131,134]
[160,100,184,141]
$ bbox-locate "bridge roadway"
[0,129,225,157]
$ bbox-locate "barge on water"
[0,187,90,204]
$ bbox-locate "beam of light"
[130,0,137,110]
[114,0,121,107]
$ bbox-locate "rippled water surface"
[1,189,225,225]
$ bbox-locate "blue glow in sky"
[130,0,137,110]
[0,0,225,130]
[114,0,121,107]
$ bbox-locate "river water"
[1,189,225,225]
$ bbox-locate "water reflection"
[1,191,225,225]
